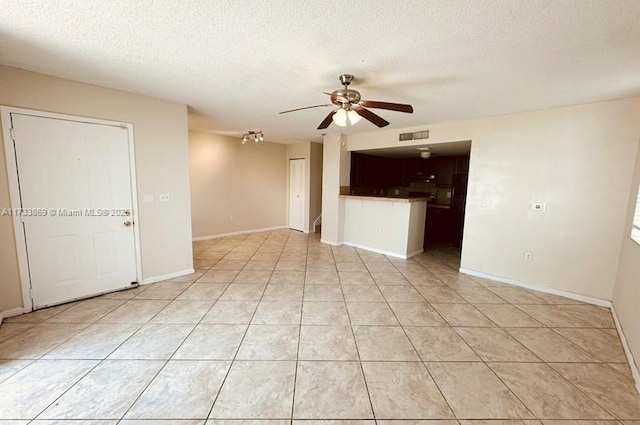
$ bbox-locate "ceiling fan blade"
[279,104,331,114]
[361,100,413,113]
[317,110,336,130]
[356,108,390,128]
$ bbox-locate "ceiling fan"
[279,74,414,130]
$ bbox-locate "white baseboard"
[342,242,415,260]
[320,239,341,247]
[407,248,424,258]
[611,305,640,395]
[0,307,27,325]
[192,226,287,241]
[142,268,195,285]
[459,268,611,307]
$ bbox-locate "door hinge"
[28,287,33,299]
[9,127,15,140]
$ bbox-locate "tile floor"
[1,229,639,423]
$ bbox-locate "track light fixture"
[241,131,264,144]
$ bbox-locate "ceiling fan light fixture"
[347,109,361,125]
[420,151,432,159]
[332,108,348,127]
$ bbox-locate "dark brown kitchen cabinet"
[436,158,456,186]
[424,206,452,247]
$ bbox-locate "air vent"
[399,132,414,141]
[399,130,429,141]
[414,130,430,140]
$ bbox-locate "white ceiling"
[358,141,472,158]
[1,1,640,143]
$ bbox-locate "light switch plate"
[159,193,170,202]
[143,194,154,203]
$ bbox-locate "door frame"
[1,106,143,312]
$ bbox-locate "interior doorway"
[288,158,305,231]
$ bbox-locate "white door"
[289,159,305,231]
[11,113,138,309]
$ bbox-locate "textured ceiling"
[1,0,640,143]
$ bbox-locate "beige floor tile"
[233,270,272,284]
[262,284,304,301]
[515,305,589,327]
[455,327,540,362]
[528,292,584,305]
[336,262,368,272]
[402,272,446,286]
[127,360,230,419]
[550,363,640,419]
[363,362,453,419]
[252,301,302,324]
[269,271,305,284]
[197,270,239,284]
[417,287,467,303]
[0,359,97,419]
[306,271,340,285]
[553,328,627,362]
[294,361,373,419]
[38,360,164,419]
[43,323,140,359]
[404,327,479,361]
[299,326,358,360]
[0,360,33,384]
[342,285,386,302]
[109,323,194,359]
[243,260,277,271]
[304,284,344,301]
[99,300,170,324]
[431,304,495,327]
[338,272,375,285]
[346,302,399,325]
[389,302,448,326]
[219,284,266,301]
[0,323,87,359]
[151,300,214,324]
[427,362,533,419]
[474,304,543,327]
[211,421,287,425]
[212,259,248,271]
[378,285,424,302]
[0,323,36,344]
[558,305,615,328]
[163,270,206,283]
[307,262,338,272]
[211,361,295,418]
[236,325,299,360]
[378,421,458,425]
[134,282,192,300]
[202,301,259,324]
[45,299,125,323]
[302,302,350,325]
[460,421,541,425]
[353,326,419,361]
[177,284,228,300]
[275,261,307,272]
[506,328,596,362]
[33,420,118,424]
[173,324,247,360]
[486,288,548,304]
[371,272,410,285]
[608,362,633,379]
[193,258,217,269]
[541,421,621,425]
[5,303,77,324]
[455,287,507,304]
[364,262,398,273]
[489,363,613,419]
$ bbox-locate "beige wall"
[321,134,349,244]
[0,65,193,313]
[190,130,286,238]
[613,143,640,380]
[341,97,640,300]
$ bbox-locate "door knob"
[124,221,133,227]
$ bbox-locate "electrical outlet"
[531,202,545,211]
[376,228,382,235]
[159,193,170,202]
[524,252,533,262]
[480,199,490,209]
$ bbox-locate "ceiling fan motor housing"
[330,88,361,109]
